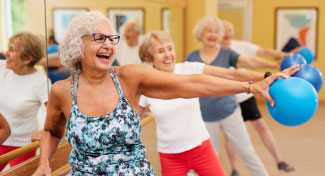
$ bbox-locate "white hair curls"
[192,16,225,43]
[59,11,115,70]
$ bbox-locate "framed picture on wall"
[161,8,171,35]
[107,8,144,40]
[53,8,88,43]
[275,7,318,56]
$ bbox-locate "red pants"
[0,145,36,172]
[159,139,225,176]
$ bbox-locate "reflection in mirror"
[0,0,49,172]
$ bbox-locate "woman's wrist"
[38,158,50,167]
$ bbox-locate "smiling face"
[201,22,220,47]
[5,39,30,73]
[147,40,176,73]
[81,19,116,71]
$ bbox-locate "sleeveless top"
[66,67,155,175]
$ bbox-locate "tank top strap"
[70,71,80,104]
[108,66,124,98]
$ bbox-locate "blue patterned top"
[66,67,155,175]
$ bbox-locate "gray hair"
[59,11,115,70]
[127,21,141,34]
[192,16,225,43]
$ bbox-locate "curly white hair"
[59,11,115,70]
[192,16,225,43]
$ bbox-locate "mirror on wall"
[0,0,48,167]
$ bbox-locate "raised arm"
[257,47,287,60]
[32,83,67,176]
[236,55,278,70]
[0,113,10,145]
[203,64,264,82]
[203,64,299,82]
[124,65,287,106]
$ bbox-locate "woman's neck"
[80,66,111,85]
[13,66,36,75]
[200,44,220,54]
[199,44,221,64]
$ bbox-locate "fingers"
[282,64,300,76]
[267,73,288,85]
[275,61,281,70]
[265,92,275,107]
[290,47,300,54]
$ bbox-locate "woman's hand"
[251,73,289,107]
[281,64,300,76]
[32,163,52,176]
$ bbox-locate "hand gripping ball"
[266,77,318,126]
[293,64,323,92]
[299,47,315,64]
[280,54,307,71]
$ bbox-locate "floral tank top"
[66,67,155,175]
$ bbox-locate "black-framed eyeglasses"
[81,33,120,45]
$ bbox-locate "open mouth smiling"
[96,54,110,60]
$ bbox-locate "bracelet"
[247,81,254,94]
[264,72,272,79]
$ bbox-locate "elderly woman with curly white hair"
[32,11,289,176]
[185,16,281,176]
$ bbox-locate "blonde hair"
[59,11,115,70]
[9,31,44,67]
[192,16,224,43]
[138,31,173,63]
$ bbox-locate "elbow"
[5,124,11,138]
[7,127,11,137]
[44,126,65,139]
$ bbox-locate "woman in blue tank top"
[32,11,290,176]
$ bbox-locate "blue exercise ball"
[293,64,323,92]
[280,54,306,71]
[266,77,318,126]
[299,47,315,64]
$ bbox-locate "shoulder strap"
[108,66,124,98]
[70,71,80,103]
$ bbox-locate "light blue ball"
[266,77,318,126]
[299,47,315,64]
[280,54,306,71]
[293,64,323,92]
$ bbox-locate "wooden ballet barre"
[0,115,155,175]
[141,115,154,126]
[0,141,40,166]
